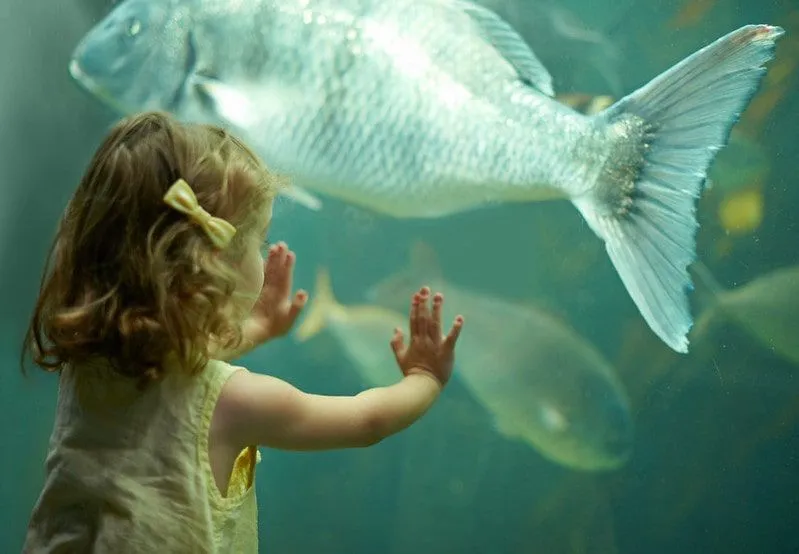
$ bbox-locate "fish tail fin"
[572,24,783,353]
[294,267,339,341]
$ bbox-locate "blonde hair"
[22,111,282,386]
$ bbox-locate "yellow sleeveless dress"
[23,358,259,553]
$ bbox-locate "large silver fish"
[68,0,784,353]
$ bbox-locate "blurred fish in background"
[295,268,405,389]
[691,262,799,367]
[361,242,634,472]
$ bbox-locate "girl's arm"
[214,287,462,451]
[212,243,462,451]
[214,368,443,450]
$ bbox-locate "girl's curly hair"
[22,111,282,386]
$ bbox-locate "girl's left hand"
[244,242,308,344]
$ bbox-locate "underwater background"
[1,0,798,552]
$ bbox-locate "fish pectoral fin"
[454,0,554,96]
[191,76,322,212]
[278,185,323,211]
[192,75,261,129]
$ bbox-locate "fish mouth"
[68,59,108,101]
[68,58,93,91]
[68,58,130,114]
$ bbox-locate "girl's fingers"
[264,242,299,301]
[264,248,277,280]
[409,292,420,337]
[286,290,307,322]
[265,244,285,284]
[443,315,464,350]
[390,328,405,366]
[430,292,443,340]
[281,250,296,294]
[273,243,288,283]
[417,287,430,337]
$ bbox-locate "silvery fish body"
[69,0,783,354]
[106,0,601,217]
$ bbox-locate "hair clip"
[163,179,237,249]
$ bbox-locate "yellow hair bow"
[163,179,237,249]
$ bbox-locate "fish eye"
[539,403,569,433]
[127,17,142,37]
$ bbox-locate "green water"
[2,0,797,552]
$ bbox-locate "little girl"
[21,111,464,553]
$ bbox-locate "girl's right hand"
[219,285,464,453]
[390,286,464,387]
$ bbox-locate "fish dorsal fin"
[192,75,323,212]
[455,0,555,96]
[365,241,444,309]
